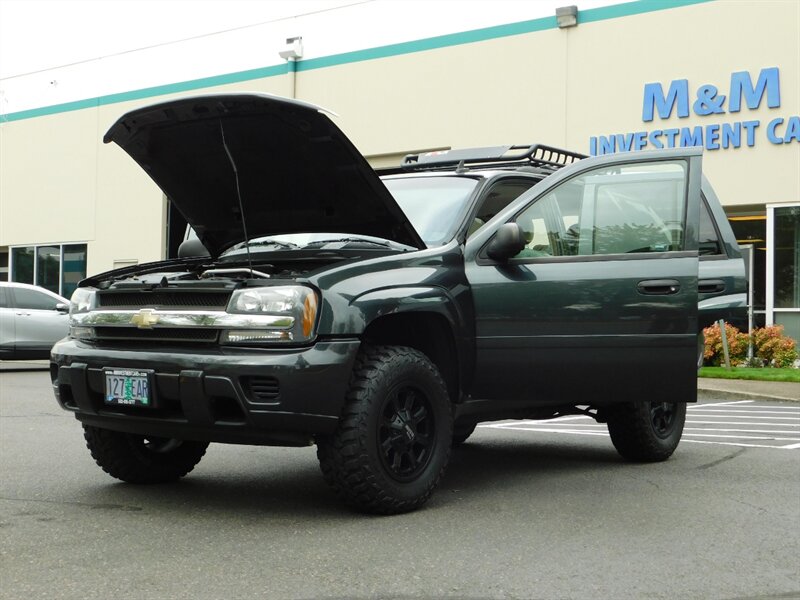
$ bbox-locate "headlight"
[69,287,97,315]
[68,287,97,340]
[223,285,319,344]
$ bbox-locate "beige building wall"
[1,0,797,280]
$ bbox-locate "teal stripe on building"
[0,0,713,124]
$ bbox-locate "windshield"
[382,176,478,246]
[193,175,478,256]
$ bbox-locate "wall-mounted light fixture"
[556,5,578,28]
[278,37,303,60]
[279,37,303,99]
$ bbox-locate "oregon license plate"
[104,369,152,407]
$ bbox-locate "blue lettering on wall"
[768,116,800,144]
[642,79,690,122]
[786,117,800,143]
[729,67,781,112]
[742,120,760,146]
[593,67,795,155]
[693,85,726,116]
[720,123,741,148]
[680,126,703,147]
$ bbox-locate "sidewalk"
[697,377,800,402]
[0,360,49,372]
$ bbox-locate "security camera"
[278,37,303,60]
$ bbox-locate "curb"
[697,386,800,403]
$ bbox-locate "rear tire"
[316,345,453,514]
[606,400,686,462]
[83,425,208,483]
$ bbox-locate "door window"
[512,161,688,258]
[12,288,59,311]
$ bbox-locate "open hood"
[104,93,425,256]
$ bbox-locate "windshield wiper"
[249,240,299,249]
[225,239,299,253]
[303,237,411,250]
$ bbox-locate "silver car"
[0,282,69,360]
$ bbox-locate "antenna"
[219,121,254,276]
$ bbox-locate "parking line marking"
[686,421,798,427]
[682,433,798,441]
[480,424,607,436]
[684,427,799,435]
[684,415,800,420]
[477,401,800,450]
[682,439,798,450]
[691,400,755,408]
[690,409,800,415]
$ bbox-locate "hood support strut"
[219,119,254,277]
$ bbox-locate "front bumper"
[50,338,361,446]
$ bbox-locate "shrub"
[702,322,749,366]
[703,322,799,368]
[751,325,799,368]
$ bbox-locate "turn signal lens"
[302,292,318,338]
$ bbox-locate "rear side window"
[0,287,8,308]
[12,287,59,310]
[699,200,723,256]
[512,161,687,258]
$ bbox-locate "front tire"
[316,345,453,514]
[83,425,208,483]
[606,400,686,462]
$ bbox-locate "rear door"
[464,148,701,406]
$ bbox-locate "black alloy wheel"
[379,385,436,481]
[650,401,679,439]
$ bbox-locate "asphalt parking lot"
[485,399,800,451]
[1,367,799,600]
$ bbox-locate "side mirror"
[55,303,69,313]
[178,238,210,258]
[486,223,526,262]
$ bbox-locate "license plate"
[104,369,152,407]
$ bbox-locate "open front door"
[466,148,701,406]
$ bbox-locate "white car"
[0,282,69,360]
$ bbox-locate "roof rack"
[396,144,586,174]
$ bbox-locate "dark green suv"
[50,94,746,514]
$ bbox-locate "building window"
[767,203,800,344]
[9,243,87,298]
[728,210,767,327]
[10,247,35,285]
[62,244,88,298]
[774,206,800,309]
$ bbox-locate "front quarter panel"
[310,245,470,337]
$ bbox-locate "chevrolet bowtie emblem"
[131,308,159,329]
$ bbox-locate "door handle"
[15,312,31,316]
[699,279,726,294]
[637,279,681,295]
